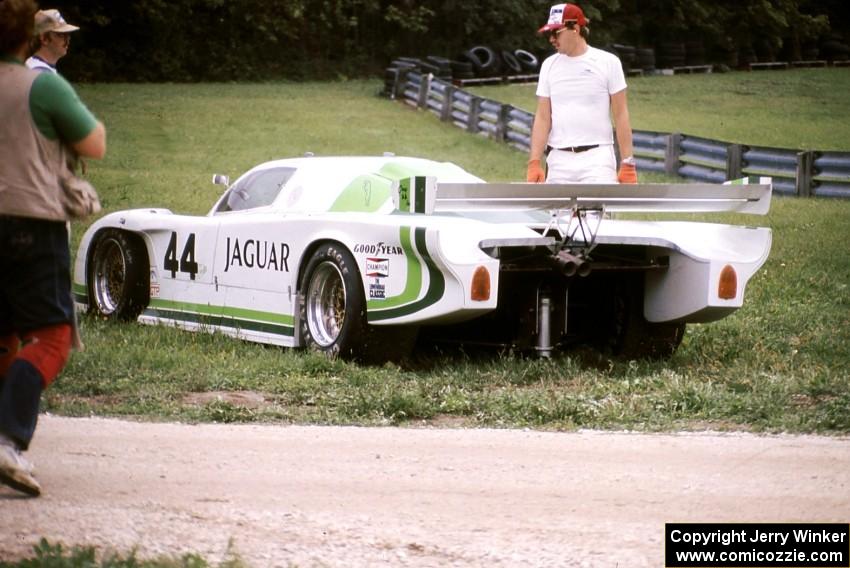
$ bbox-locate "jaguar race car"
[73,155,773,360]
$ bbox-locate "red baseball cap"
[538,3,588,33]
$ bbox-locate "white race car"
[74,155,772,360]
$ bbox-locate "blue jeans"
[0,216,73,450]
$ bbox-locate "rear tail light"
[718,264,737,299]
[470,266,490,301]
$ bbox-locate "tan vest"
[0,62,70,221]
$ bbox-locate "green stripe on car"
[368,227,444,322]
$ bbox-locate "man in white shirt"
[527,3,637,184]
[25,9,79,74]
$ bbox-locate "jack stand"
[536,292,553,359]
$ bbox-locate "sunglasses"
[549,21,578,37]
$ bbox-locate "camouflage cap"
[34,9,79,35]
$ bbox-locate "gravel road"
[1,415,848,567]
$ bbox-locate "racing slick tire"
[299,243,369,360]
[299,243,417,362]
[88,229,149,321]
[604,276,686,360]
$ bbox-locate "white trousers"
[545,144,617,184]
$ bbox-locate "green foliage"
[0,538,247,568]
[39,0,843,82]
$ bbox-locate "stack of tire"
[456,46,541,78]
[610,44,636,74]
[685,40,707,66]
[418,56,455,80]
[821,34,850,62]
[382,47,541,97]
[383,57,421,97]
[636,47,656,73]
[737,45,758,68]
[656,42,686,69]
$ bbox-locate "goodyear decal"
[143,298,295,337]
[367,226,444,322]
[353,242,403,255]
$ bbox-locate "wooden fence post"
[496,104,511,143]
[417,73,432,110]
[665,133,682,175]
[468,96,481,134]
[796,151,815,197]
[441,85,455,122]
[726,144,744,180]
[393,68,409,100]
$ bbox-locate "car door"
[210,166,300,344]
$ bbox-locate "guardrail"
[388,69,850,198]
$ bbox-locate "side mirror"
[212,174,230,187]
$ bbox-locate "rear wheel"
[299,243,417,362]
[604,276,685,359]
[299,244,367,359]
[88,229,149,320]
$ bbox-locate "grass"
[40,73,850,434]
[0,539,245,568]
[468,67,850,151]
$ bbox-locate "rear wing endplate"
[392,176,772,216]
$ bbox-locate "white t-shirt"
[25,56,57,73]
[536,46,627,149]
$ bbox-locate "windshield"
[216,167,296,213]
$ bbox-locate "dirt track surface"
[1,416,849,567]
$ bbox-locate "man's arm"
[529,96,553,163]
[527,96,552,182]
[610,89,633,160]
[611,89,637,184]
[72,121,106,159]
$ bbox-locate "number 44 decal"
[164,231,199,280]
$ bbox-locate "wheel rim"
[92,238,126,315]
[305,261,347,347]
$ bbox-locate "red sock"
[18,323,72,388]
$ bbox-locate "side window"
[216,167,296,213]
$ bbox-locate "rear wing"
[392,177,772,216]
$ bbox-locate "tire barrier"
[500,50,523,75]
[514,49,540,73]
[387,68,850,198]
[386,45,541,89]
[463,46,502,77]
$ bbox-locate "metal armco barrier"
[679,135,730,184]
[741,145,804,196]
[504,106,532,152]
[631,130,668,174]
[812,152,850,198]
[390,69,850,198]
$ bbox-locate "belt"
[552,144,599,153]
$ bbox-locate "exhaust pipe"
[551,250,591,277]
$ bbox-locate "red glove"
[527,159,546,183]
[617,161,637,184]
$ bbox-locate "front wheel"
[299,244,367,359]
[88,229,149,320]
